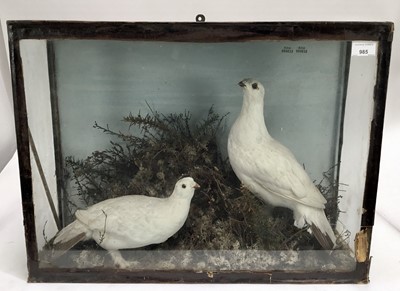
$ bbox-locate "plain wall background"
[49,39,345,179]
[0,20,15,172]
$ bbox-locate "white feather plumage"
[53,177,200,267]
[228,78,336,249]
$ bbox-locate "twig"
[98,210,108,245]
[42,221,49,245]
[282,227,309,246]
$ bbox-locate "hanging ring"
[195,14,206,23]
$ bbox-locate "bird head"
[238,78,265,101]
[173,177,200,199]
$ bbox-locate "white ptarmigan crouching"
[53,177,200,268]
[227,78,336,249]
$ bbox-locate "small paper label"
[351,42,377,56]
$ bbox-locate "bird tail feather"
[304,208,336,250]
[51,221,87,258]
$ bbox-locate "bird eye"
[252,83,258,89]
[182,184,186,189]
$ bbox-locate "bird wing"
[75,195,164,233]
[250,138,327,209]
[74,195,185,249]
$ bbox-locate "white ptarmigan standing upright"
[53,177,200,268]
[227,78,336,249]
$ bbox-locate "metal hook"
[195,14,206,23]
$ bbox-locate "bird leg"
[108,250,131,269]
[293,211,306,229]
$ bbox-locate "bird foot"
[109,250,136,269]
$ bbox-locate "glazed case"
[8,20,393,283]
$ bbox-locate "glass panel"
[20,40,59,250]
[19,37,379,272]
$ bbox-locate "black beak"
[238,80,246,87]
